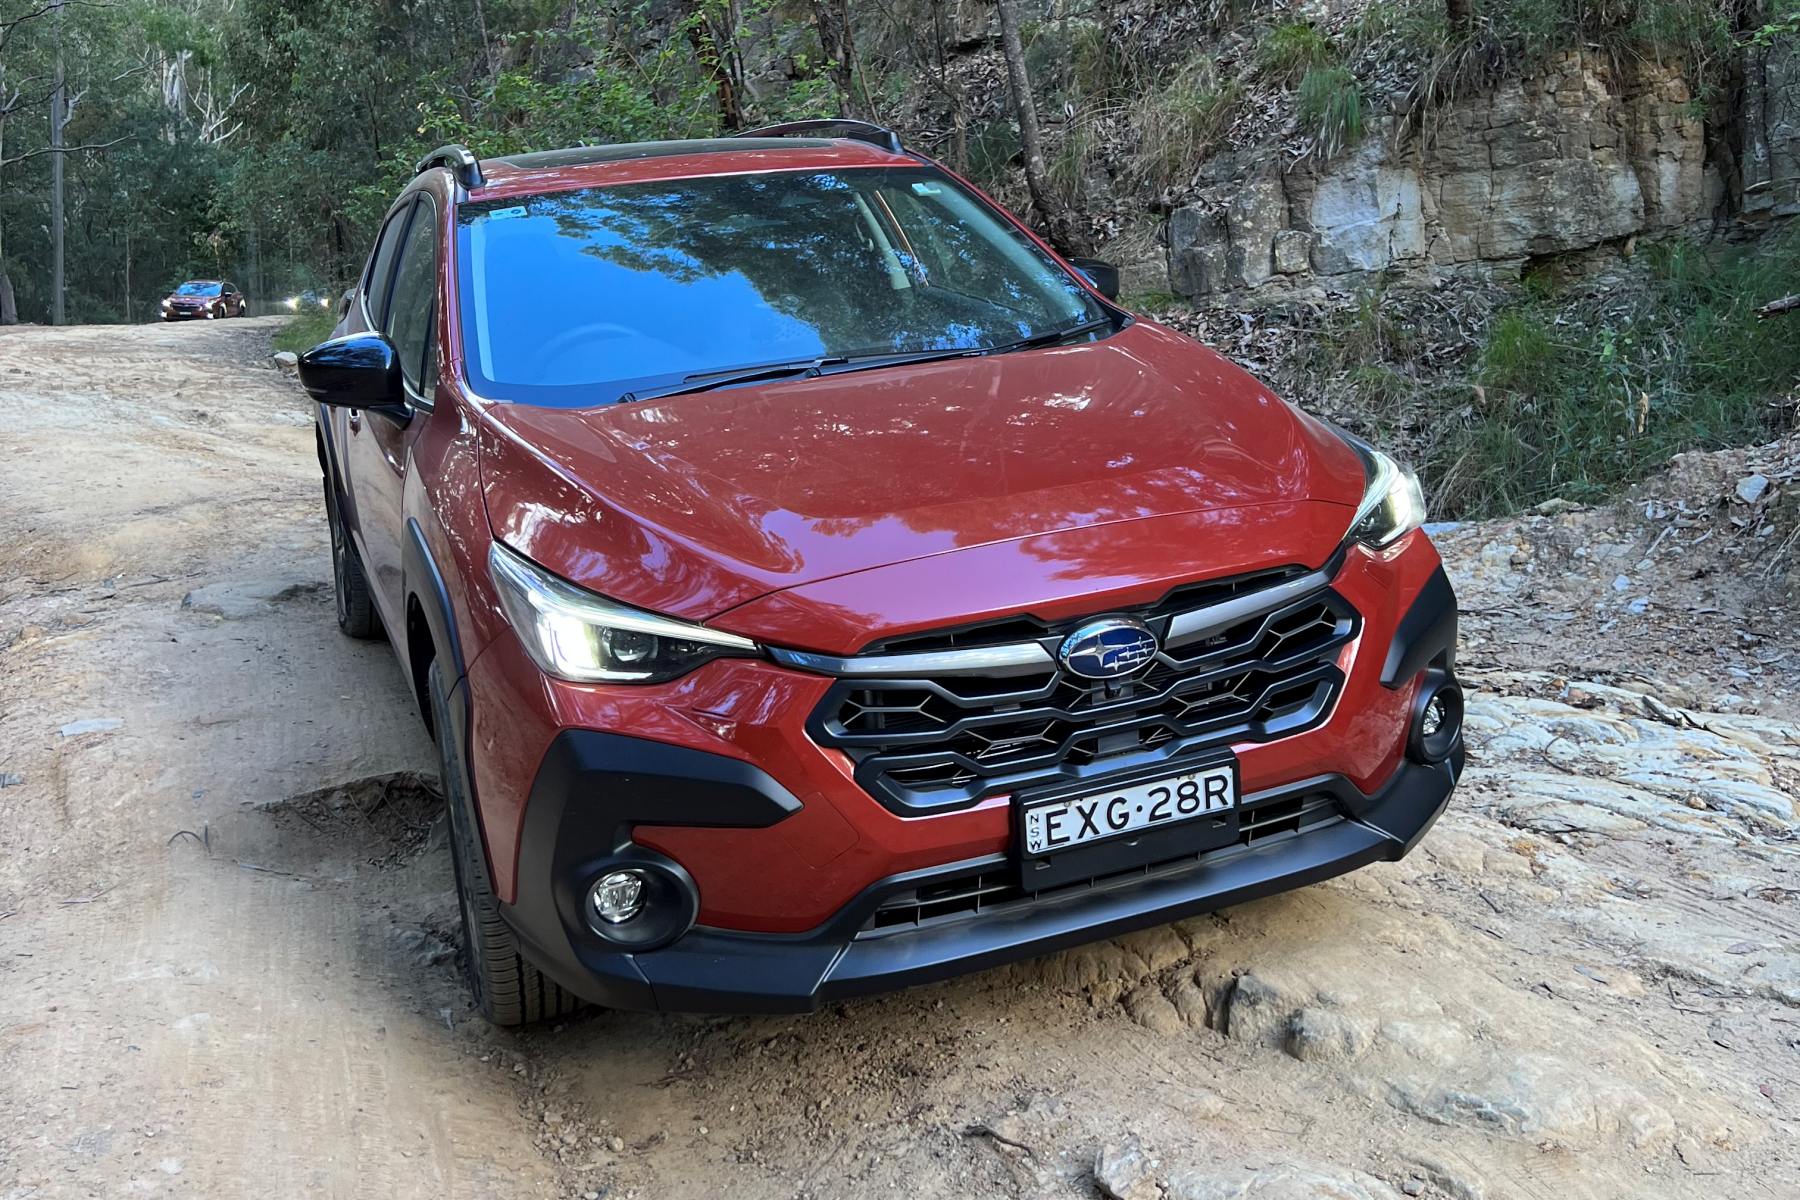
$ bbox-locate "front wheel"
[429,662,582,1026]
[322,476,378,639]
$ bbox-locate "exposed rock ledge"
[1165,52,1755,298]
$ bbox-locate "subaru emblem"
[1058,618,1158,680]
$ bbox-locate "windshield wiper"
[619,356,847,403]
[987,316,1116,356]
[614,320,1114,404]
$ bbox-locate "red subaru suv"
[298,122,1462,1025]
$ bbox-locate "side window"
[363,200,414,327]
[384,200,439,396]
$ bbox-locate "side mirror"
[297,332,404,411]
[1070,257,1121,301]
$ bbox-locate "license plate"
[1021,763,1238,856]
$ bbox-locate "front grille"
[861,791,1344,935]
[810,568,1360,815]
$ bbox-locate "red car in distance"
[159,280,246,320]
[297,122,1463,1025]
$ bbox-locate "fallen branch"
[1757,293,1800,320]
[963,1124,1035,1157]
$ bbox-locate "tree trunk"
[0,101,12,325]
[684,0,742,130]
[50,2,65,326]
[813,0,857,116]
[992,0,1086,256]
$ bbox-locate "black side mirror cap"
[297,332,405,411]
[1069,257,1122,301]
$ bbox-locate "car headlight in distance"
[1341,431,1426,548]
[488,541,760,683]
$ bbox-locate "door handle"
[347,410,362,432]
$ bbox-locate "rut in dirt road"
[1,321,1797,1200]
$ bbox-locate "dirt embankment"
[0,321,1796,1200]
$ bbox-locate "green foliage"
[272,307,339,354]
[1297,67,1364,158]
[1478,310,1558,393]
[1259,23,1336,80]
[1327,229,1800,518]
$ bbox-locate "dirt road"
[1,320,1796,1199]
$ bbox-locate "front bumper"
[475,543,1462,1012]
[501,743,1459,1013]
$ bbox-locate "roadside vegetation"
[1303,227,1800,518]
[272,309,338,356]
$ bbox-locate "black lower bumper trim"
[502,741,1460,1014]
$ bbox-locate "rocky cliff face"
[1165,52,1765,299]
[1745,39,1800,220]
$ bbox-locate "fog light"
[1407,672,1464,765]
[1421,694,1447,738]
[588,870,646,924]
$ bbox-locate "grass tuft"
[1297,66,1365,158]
[1127,64,1238,193]
[1259,23,1336,80]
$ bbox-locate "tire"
[322,476,379,639]
[429,661,582,1026]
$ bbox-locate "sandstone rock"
[1735,473,1770,504]
[1272,229,1314,275]
[1384,1053,1677,1150]
[1286,1007,1373,1063]
[1309,134,1425,274]
[182,578,326,620]
[272,350,299,371]
[1167,204,1232,298]
[1168,1164,1401,1200]
[1166,972,1213,1028]
[1164,55,1710,298]
[1096,1136,1161,1200]
[1124,983,1187,1036]
[1222,972,1294,1046]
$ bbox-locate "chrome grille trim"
[1163,565,1337,649]
[770,641,1054,679]
[770,565,1339,680]
[795,561,1360,816]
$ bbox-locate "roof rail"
[732,119,903,155]
[415,144,483,189]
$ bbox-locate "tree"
[992,0,1087,256]
[811,0,857,116]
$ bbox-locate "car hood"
[478,320,1366,630]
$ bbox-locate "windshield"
[455,166,1107,406]
[174,282,221,296]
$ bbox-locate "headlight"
[1342,433,1425,548]
[284,297,299,310]
[319,297,331,308]
[488,541,759,683]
